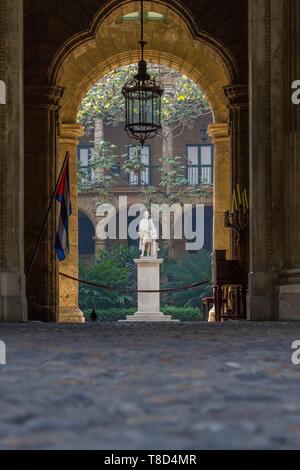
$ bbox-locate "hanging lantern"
[122,0,164,146]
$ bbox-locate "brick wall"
[80,114,213,168]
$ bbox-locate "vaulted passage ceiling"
[53,1,232,123]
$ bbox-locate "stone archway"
[51,0,235,322]
[22,0,247,322]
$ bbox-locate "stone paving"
[0,322,300,450]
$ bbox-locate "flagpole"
[26,151,70,280]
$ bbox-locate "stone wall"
[0,0,6,271]
[248,0,300,320]
[0,0,27,321]
[80,114,214,170]
[24,0,248,85]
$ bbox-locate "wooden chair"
[212,251,247,322]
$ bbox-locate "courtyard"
[0,322,300,450]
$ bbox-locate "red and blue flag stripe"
[55,157,72,261]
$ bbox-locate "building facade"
[0,0,300,322]
[77,114,214,262]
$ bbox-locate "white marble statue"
[139,211,159,258]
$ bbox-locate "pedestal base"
[123,312,178,322]
[124,257,178,323]
[59,307,85,323]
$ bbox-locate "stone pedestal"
[125,258,175,322]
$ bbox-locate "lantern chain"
[139,0,146,62]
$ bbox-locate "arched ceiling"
[55,0,231,123]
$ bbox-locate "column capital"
[60,123,84,145]
[208,123,229,142]
[224,84,249,110]
[25,85,64,110]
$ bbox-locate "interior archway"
[53,0,232,124]
[51,0,233,322]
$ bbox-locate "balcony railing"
[187,166,213,186]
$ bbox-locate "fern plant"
[163,249,212,307]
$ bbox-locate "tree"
[77,64,210,132]
[78,245,140,310]
[77,65,212,204]
[78,141,210,205]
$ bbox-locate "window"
[186,145,214,185]
[78,145,94,181]
[128,145,151,186]
[121,12,166,22]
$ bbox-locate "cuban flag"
[55,156,72,261]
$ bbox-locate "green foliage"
[77,65,212,203]
[83,306,204,322]
[79,245,140,310]
[121,145,146,175]
[77,64,210,131]
[78,141,124,197]
[79,246,212,316]
[162,306,204,322]
[157,155,210,204]
[91,142,120,172]
[78,142,209,204]
[79,141,210,205]
[77,65,138,130]
[161,73,209,126]
[163,250,212,307]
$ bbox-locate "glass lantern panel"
[144,92,153,125]
[131,98,140,125]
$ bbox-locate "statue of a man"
[139,211,159,258]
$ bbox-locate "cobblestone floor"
[0,322,300,450]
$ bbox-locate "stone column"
[278,0,300,319]
[0,0,27,321]
[208,124,231,256]
[224,85,249,265]
[224,85,249,192]
[24,85,63,322]
[248,0,285,320]
[58,124,85,323]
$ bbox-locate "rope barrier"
[59,272,211,294]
